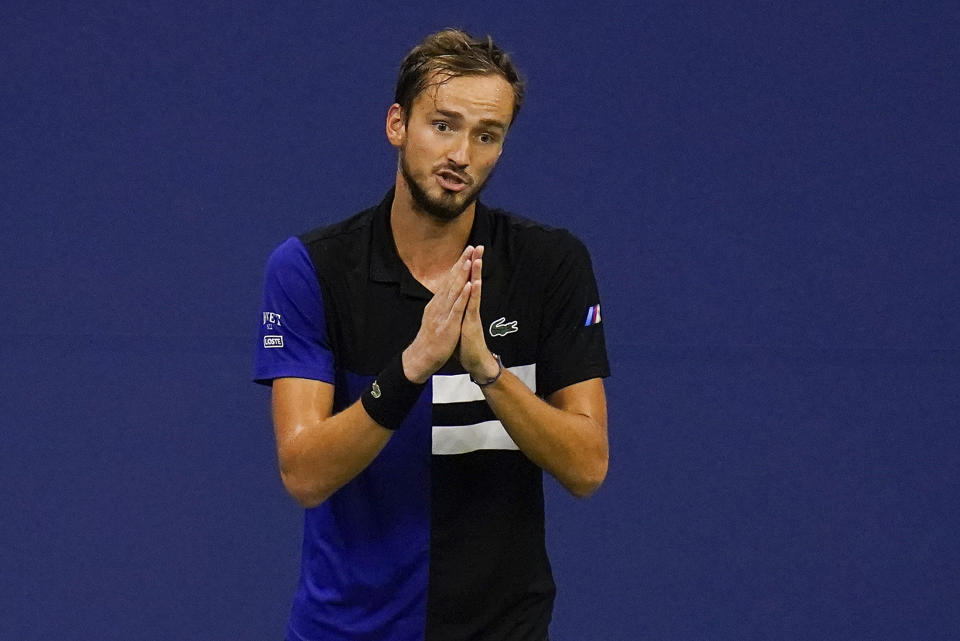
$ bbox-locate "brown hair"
[394,28,526,124]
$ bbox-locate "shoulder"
[270,202,380,283]
[297,205,376,254]
[263,206,373,281]
[264,236,313,279]
[483,205,593,270]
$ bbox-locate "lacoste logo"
[263,335,284,348]
[489,317,518,337]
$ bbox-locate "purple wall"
[2,1,958,639]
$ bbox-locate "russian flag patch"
[584,303,602,326]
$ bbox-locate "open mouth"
[436,169,469,192]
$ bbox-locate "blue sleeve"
[253,237,336,386]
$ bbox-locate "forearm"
[276,246,475,508]
[481,371,608,498]
[274,389,392,508]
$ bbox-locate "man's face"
[394,73,514,221]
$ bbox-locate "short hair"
[394,28,526,124]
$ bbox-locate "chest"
[323,267,545,375]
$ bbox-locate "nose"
[446,132,470,168]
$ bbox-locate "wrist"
[362,353,427,430]
[402,342,433,384]
[470,352,503,387]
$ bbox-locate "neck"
[390,172,475,282]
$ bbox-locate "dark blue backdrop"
[2,2,958,639]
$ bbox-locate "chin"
[404,171,477,221]
[423,196,473,222]
[398,149,490,222]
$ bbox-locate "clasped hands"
[402,245,500,385]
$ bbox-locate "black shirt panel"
[426,450,555,641]
[299,197,423,376]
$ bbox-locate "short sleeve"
[536,234,610,397]
[253,237,336,386]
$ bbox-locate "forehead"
[413,72,515,125]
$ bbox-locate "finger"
[456,245,474,269]
[442,247,473,304]
[450,280,471,320]
[466,271,481,318]
[470,246,484,300]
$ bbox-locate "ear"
[385,103,405,148]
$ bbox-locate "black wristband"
[360,353,426,430]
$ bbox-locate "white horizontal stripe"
[432,363,536,404]
[432,420,520,455]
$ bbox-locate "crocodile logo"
[489,317,518,338]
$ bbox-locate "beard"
[399,147,492,222]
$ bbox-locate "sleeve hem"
[253,367,336,387]
[538,363,610,398]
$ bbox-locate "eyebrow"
[433,108,507,132]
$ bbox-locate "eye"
[478,128,504,144]
[433,121,450,132]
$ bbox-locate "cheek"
[405,134,439,167]
[412,124,444,148]
[474,150,501,176]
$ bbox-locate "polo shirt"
[254,188,609,641]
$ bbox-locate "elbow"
[565,455,608,499]
[279,467,331,509]
[277,437,339,508]
[562,412,609,499]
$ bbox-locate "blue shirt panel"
[254,237,335,385]
[287,370,432,641]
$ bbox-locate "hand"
[457,245,500,381]
[403,245,474,383]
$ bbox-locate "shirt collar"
[369,187,495,299]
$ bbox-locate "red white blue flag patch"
[584,303,602,326]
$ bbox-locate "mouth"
[435,169,470,193]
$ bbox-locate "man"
[255,28,609,641]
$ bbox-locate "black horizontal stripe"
[431,399,496,427]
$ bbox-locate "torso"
[279,190,608,641]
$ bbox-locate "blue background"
[2,1,958,639]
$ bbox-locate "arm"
[482,373,608,498]
[459,246,609,498]
[271,245,475,507]
[272,378,392,508]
